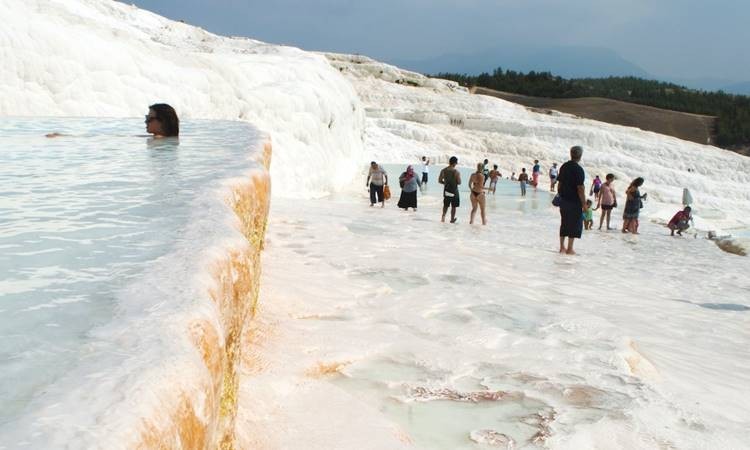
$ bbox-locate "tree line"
[434,68,750,149]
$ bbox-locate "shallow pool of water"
[244,170,750,449]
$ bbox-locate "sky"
[127,0,750,83]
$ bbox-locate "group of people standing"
[550,146,692,253]
[367,147,692,255]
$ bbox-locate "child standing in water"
[518,168,529,196]
[597,173,617,230]
[590,175,602,199]
[488,164,501,194]
[583,199,594,230]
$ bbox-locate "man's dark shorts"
[443,192,460,208]
[559,198,583,238]
[422,173,428,184]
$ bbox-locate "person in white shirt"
[366,161,388,208]
[420,156,430,192]
[549,163,559,192]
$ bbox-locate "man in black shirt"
[439,156,462,223]
[556,146,588,254]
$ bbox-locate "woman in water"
[397,165,421,211]
[622,177,647,234]
[469,162,487,225]
[47,103,179,139]
[145,103,180,138]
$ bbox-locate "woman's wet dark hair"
[149,103,179,137]
[632,177,644,187]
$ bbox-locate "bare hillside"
[473,87,717,147]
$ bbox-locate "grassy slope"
[472,86,718,148]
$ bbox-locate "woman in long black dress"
[397,165,421,211]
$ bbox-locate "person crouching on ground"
[146,103,180,138]
[397,165,421,211]
[366,161,388,208]
[469,162,487,225]
[556,146,587,255]
[439,156,462,223]
[668,206,692,236]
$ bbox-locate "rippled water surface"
[0,118,258,424]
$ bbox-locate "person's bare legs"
[441,205,448,223]
[450,205,457,223]
[622,218,629,233]
[566,237,576,255]
[605,210,612,229]
[469,195,478,224]
[479,194,487,225]
[598,210,606,230]
[626,218,638,234]
[559,236,566,253]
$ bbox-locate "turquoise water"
[0,118,260,424]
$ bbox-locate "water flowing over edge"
[136,142,272,449]
[0,136,272,450]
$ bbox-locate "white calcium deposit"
[2,1,750,449]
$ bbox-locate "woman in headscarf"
[397,165,422,211]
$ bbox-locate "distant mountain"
[389,45,650,79]
[721,81,750,96]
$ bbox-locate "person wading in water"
[439,156,462,223]
[555,146,587,254]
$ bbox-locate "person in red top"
[668,206,692,236]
